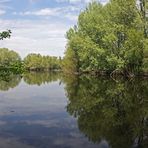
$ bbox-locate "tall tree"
[63,0,147,76]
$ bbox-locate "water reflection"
[0,72,147,148]
[0,72,62,91]
[0,73,21,91]
[23,72,61,86]
[64,75,148,148]
[0,72,99,148]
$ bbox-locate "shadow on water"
[0,72,147,148]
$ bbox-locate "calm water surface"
[0,72,147,148]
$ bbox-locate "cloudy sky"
[0,0,108,58]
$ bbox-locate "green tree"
[24,53,61,71]
[63,0,148,76]
[0,48,22,73]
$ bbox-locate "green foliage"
[0,48,61,73]
[24,53,61,71]
[143,39,148,72]
[0,30,11,40]
[63,0,148,76]
[0,48,22,73]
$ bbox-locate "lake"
[0,72,147,148]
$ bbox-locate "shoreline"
[0,69,148,78]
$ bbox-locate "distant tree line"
[24,53,61,71]
[0,48,62,73]
[63,0,148,77]
[0,30,62,73]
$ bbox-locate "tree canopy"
[0,48,22,73]
[63,0,148,76]
[0,48,62,73]
[24,53,61,71]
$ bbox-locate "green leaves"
[24,54,61,71]
[0,48,22,73]
[64,0,148,75]
[0,30,11,40]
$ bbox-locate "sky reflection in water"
[0,72,147,148]
[0,73,101,148]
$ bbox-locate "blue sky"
[0,0,108,58]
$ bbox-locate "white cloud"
[0,19,70,58]
[64,13,78,21]
[14,6,80,22]
[21,8,59,16]
[16,6,79,15]
[0,0,109,58]
[56,0,90,4]
[0,10,5,15]
[56,0,108,5]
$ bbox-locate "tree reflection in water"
[64,75,148,148]
[0,72,147,147]
[23,72,62,86]
[0,72,62,90]
[0,73,21,91]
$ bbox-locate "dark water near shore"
[0,72,147,148]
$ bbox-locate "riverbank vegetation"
[0,48,23,74]
[24,54,61,71]
[0,1,147,77]
[0,48,62,73]
[63,0,148,77]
